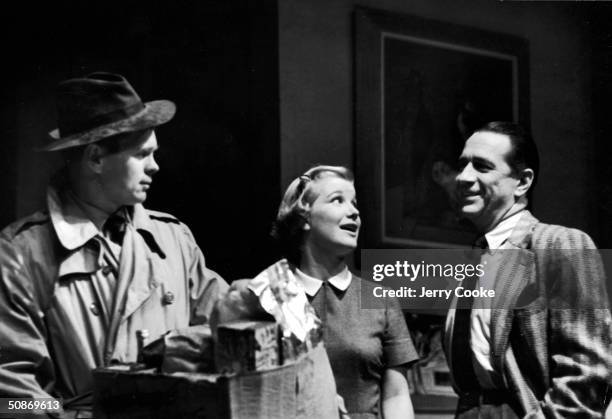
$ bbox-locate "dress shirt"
[471,210,525,388]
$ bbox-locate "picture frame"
[354,7,530,249]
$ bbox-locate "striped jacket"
[445,211,612,418]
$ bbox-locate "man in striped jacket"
[444,121,612,418]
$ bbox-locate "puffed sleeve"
[0,236,57,400]
[383,295,419,368]
[181,224,230,325]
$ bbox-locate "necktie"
[450,236,488,392]
[474,235,489,250]
[104,211,127,245]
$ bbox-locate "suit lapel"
[489,211,538,372]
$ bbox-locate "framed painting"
[354,7,529,248]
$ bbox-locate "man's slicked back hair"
[475,121,539,188]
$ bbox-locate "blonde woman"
[216,165,418,418]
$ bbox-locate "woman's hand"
[381,365,414,419]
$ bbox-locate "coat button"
[101,265,113,276]
[162,291,175,305]
[90,302,101,316]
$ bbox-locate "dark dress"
[306,275,418,418]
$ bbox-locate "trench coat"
[0,185,228,416]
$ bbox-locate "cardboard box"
[215,321,278,373]
[93,343,338,419]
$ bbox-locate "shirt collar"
[485,210,526,250]
[294,266,352,297]
[48,183,157,251]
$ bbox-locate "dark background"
[2,1,612,282]
[0,1,281,280]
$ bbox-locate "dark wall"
[591,6,612,248]
[278,0,606,243]
[0,82,17,230]
[1,0,281,280]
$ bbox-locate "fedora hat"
[39,72,176,152]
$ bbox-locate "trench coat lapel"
[117,204,169,321]
[105,206,170,359]
[120,225,161,319]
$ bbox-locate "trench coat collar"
[47,182,158,252]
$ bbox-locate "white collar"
[294,266,352,297]
[485,210,526,249]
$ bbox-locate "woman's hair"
[271,165,354,264]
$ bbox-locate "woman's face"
[303,175,361,257]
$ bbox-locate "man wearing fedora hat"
[0,72,228,416]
